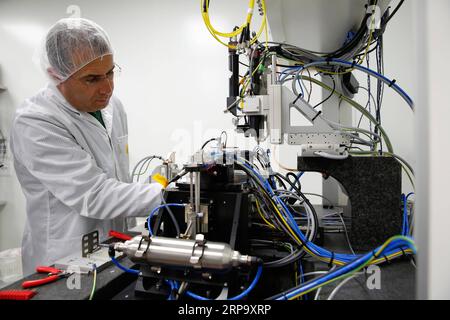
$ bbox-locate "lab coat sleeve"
[11,111,163,220]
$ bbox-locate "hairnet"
[42,18,113,84]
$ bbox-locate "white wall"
[415,0,450,300]
[0,0,416,257]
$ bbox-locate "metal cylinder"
[189,172,194,209]
[114,235,258,271]
[195,171,201,213]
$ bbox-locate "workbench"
[2,234,416,300]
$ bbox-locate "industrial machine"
[108,0,416,301]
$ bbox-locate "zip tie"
[388,79,397,88]
[372,250,378,259]
[144,238,152,254]
[312,111,322,122]
[401,248,407,258]
[328,252,335,268]
[138,237,145,251]
[293,94,303,105]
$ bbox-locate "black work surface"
[3,233,416,300]
[307,233,416,300]
[3,258,137,300]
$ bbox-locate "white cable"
[314,287,322,300]
[302,193,334,207]
[314,266,336,300]
[327,274,358,300]
[320,116,382,143]
[301,271,329,277]
[314,151,349,160]
[276,192,316,242]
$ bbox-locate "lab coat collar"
[102,104,114,137]
[46,83,114,136]
[46,83,81,116]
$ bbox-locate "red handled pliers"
[22,266,70,289]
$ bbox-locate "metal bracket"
[81,230,99,258]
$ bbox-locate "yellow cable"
[260,165,414,268]
[264,14,269,48]
[263,190,346,266]
[202,0,254,38]
[201,0,267,50]
[255,199,276,229]
[246,0,256,24]
[288,236,416,300]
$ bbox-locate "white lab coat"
[10,83,162,276]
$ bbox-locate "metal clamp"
[134,236,152,258]
[189,234,207,269]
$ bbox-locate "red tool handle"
[36,266,61,274]
[22,275,60,289]
[0,290,36,300]
[109,230,132,241]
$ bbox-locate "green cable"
[297,75,415,188]
[288,236,416,300]
[298,75,394,154]
[89,266,97,301]
[350,150,415,189]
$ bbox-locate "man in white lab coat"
[10,18,163,276]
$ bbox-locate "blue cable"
[111,257,140,275]
[278,66,302,83]
[277,67,307,99]
[240,159,415,264]
[274,238,415,300]
[148,203,186,236]
[332,58,414,108]
[406,192,415,201]
[166,280,179,300]
[296,76,304,98]
[289,172,304,192]
[294,59,414,109]
[278,59,414,111]
[186,290,209,301]
[403,192,415,236]
[186,265,263,301]
[176,159,416,300]
[298,262,306,300]
[401,194,409,236]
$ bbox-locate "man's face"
[57,54,115,113]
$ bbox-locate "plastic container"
[0,248,23,288]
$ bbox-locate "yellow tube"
[201,0,267,49]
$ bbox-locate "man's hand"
[152,173,169,188]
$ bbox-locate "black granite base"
[297,156,402,250]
